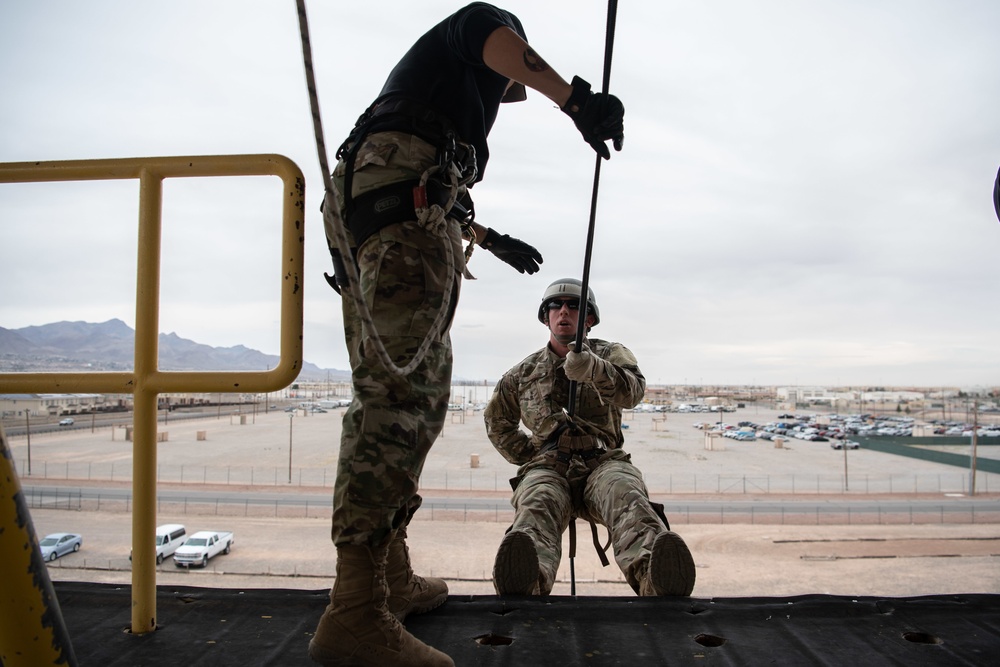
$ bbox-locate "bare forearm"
[482,26,572,108]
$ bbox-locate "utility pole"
[970,402,979,496]
[288,413,295,484]
[25,409,31,476]
[843,438,849,491]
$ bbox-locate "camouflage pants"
[509,449,666,593]
[329,132,466,547]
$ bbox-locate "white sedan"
[830,441,860,450]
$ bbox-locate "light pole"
[970,402,979,496]
[843,439,849,491]
[25,409,31,476]
[288,412,295,484]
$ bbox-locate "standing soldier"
[310,4,626,667]
[485,278,696,597]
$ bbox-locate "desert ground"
[8,404,1000,598]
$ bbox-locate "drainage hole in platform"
[902,632,942,645]
[475,633,514,646]
[491,608,518,616]
[694,633,727,647]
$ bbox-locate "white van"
[155,524,187,563]
[131,524,187,565]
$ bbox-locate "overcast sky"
[2,1,998,388]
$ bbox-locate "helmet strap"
[553,331,576,346]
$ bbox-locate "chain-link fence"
[13,457,997,496]
[20,486,1000,526]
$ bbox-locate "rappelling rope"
[567,0,619,600]
[568,0,618,416]
[295,0,459,377]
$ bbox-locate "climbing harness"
[551,428,615,570]
[295,0,473,377]
[550,431,605,476]
[334,97,478,239]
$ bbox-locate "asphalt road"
[22,482,1000,519]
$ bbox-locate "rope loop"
[414,165,453,238]
[297,0,456,377]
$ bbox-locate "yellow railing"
[0,155,305,645]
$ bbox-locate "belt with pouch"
[347,178,472,249]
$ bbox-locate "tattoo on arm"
[522,48,549,73]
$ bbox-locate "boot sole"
[493,531,539,595]
[647,530,696,596]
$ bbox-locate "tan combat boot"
[639,530,696,596]
[309,543,454,667]
[493,529,541,595]
[385,526,449,621]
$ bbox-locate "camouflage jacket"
[484,338,646,465]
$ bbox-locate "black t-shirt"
[372,2,526,182]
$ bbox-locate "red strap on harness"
[412,184,428,209]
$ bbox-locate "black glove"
[561,76,625,159]
[481,228,543,274]
[323,248,349,295]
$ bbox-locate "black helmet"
[537,278,600,326]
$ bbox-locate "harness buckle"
[550,431,607,475]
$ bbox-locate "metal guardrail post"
[0,154,305,637]
[0,424,78,666]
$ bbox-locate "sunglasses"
[546,299,580,311]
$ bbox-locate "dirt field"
[10,405,998,599]
[30,507,1000,599]
[10,405,997,495]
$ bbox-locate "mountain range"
[0,319,348,382]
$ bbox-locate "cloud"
[2,0,999,387]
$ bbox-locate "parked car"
[58,418,75,426]
[173,531,234,568]
[39,533,82,561]
[131,523,187,565]
[831,441,860,450]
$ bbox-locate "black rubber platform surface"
[53,582,999,666]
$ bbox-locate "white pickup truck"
[173,530,234,568]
